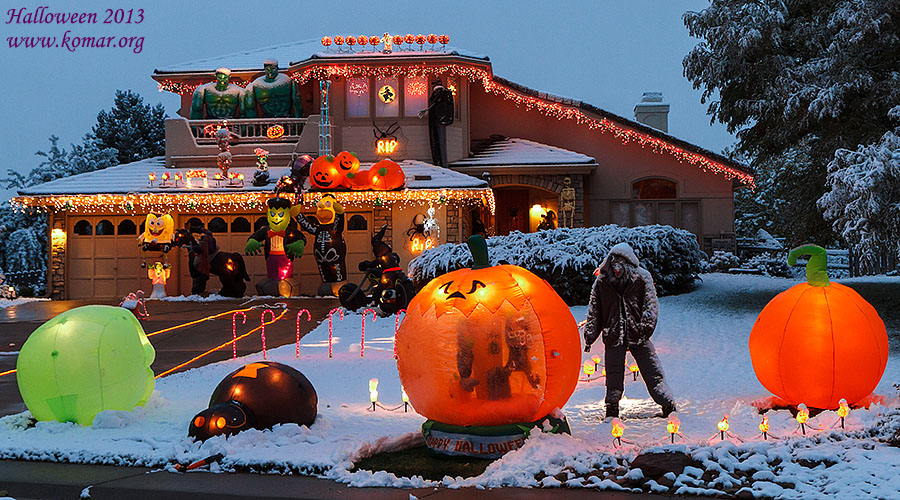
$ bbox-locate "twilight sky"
[1,0,731,201]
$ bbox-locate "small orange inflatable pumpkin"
[368,159,405,190]
[309,155,343,190]
[334,151,360,178]
[749,245,888,409]
[396,236,580,427]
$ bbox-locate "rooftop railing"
[188,117,308,144]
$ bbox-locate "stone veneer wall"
[488,173,586,228]
[374,206,392,243]
[49,211,65,300]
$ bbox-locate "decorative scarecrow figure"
[583,243,676,419]
[245,197,306,297]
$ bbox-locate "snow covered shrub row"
[705,251,741,273]
[408,225,705,304]
[744,252,796,278]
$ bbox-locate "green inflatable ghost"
[16,305,156,425]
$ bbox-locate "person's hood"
[594,242,640,276]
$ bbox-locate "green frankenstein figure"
[191,67,243,119]
[244,60,303,118]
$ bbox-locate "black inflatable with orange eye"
[188,361,318,441]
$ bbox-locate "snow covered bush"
[408,225,704,304]
[744,252,796,278]
[705,251,741,273]
[3,227,46,296]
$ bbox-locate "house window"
[231,217,251,233]
[404,76,428,117]
[74,219,92,235]
[186,217,203,230]
[347,214,368,231]
[208,217,228,233]
[254,216,268,231]
[375,76,399,117]
[346,77,370,118]
[96,219,114,235]
[633,178,676,199]
[117,219,137,235]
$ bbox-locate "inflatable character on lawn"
[246,197,306,297]
[172,223,249,297]
[297,195,347,296]
[147,262,170,299]
[138,213,175,267]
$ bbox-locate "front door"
[494,189,529,235]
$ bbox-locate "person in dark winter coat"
[583,243,676,419]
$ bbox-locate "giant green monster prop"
[190,67,243,119]
[16,305,156,425]
[244,60,303,118]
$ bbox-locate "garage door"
[67,215,179,300]
[175,212,373,296]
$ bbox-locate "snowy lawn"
[0,297,49,309]
[1,274,899,497]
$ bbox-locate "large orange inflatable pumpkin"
[749,244,888,409]
[396,236,580,427]
[368,159,405,190]
[309,155,343,190]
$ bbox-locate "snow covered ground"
[1,274,899,498]
[0,297,48,309]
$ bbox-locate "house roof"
[17,157,487,196]
[451,137,597,167]
[154,38,488,75]
[490,76,752,178]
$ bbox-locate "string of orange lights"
[0,369,16,377]
[146,306,256,337]
[154,308,287,379]
[10,188,496,215]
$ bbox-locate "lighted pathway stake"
[260,309,275,360]
[295,309,311,358]
[836,399,850,429]
[369,378,378,411]
[231,311,246,359]
[360,308,376,357]
[667,415,682,444]
[328,308,344,358]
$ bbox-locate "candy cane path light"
[749,245,888,409]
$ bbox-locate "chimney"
[633,92,669,133]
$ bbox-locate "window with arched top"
[73,219,92,235]
[632,178,677,199]
[254,216,268,231]
[117,219,137,235]
[95,219,114,235]
[347,214,368,231]
[231,217,251,233]
[208,217,228,233]
[186,217,203,230]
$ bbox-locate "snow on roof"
[451,137,596,167]
[17,157,486,196]
[155,38,488,74]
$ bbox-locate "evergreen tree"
[2,135,118,190]
[93,90,166,164]
[818,107,900,274]
[683,0,900,245]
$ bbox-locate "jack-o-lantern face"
[309,155,342,189]
[396,236,580,427]
[368,159,405,190]
[334,151,360,176]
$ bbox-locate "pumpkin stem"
[787,244,830,287]
[466,235,490,269]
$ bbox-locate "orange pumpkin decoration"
[397,236,581,427]
[334,151,360,179]
[367,159,405,190]
[749,245,888,409]
[309,155,343,190]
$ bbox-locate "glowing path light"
[591,354,602,371]
[393,309,406,360]
[156,309,287,378]
[629,362,640,381]
[260,309,275,360]
[369,378,379,411]
[717,415,729,440]
[401,387,409,412]
[295,309,311,358]
[231,311,246,359]
[611,418,625,448]
[328,308,344,358]
[759,415,772,440]
[583,360,595,377]
[360,308,377,357]
[836,398,850,430]
[796,403,811,435]
[667,415,682,444]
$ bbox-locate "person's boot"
[605,403,619,418]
